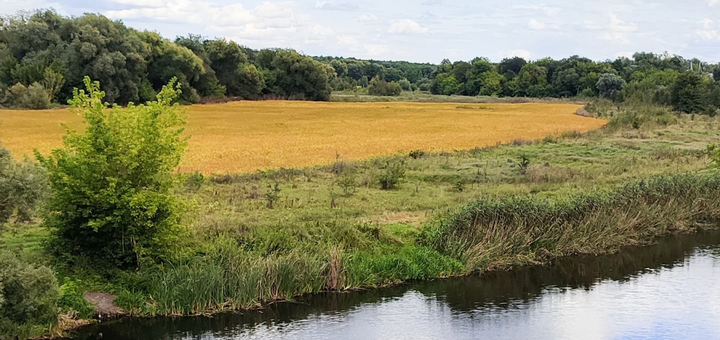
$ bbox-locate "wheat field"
[0,101,605,174]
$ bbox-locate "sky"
[2,0,720,63]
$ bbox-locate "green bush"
[37,77,188,269]
[378,160,406,190]
[57,279,95,319]
[368,76,402,96]
[0,82,51,109]
[0,145,47,224]
[0,251,59,340]
[710,144,719,167]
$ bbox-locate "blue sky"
[2,0,720,63]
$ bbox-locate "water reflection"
[72,230,720,340]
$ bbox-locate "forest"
[1,10,720,115]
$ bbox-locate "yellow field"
[0,101,605,174]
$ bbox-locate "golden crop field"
[0,101,605,174]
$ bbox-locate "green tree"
[479,70,503,96]
[671,72,708,113]
[368,76,402,96]
[37,77,187,268]
[596,73,625,98]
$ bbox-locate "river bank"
[69,229,720,339]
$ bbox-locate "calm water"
[72,231,720,340]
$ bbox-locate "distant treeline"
[1,9,720,114]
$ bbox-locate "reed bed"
[420,174,720,272]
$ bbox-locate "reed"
[420,174,720,272]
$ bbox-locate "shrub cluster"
[0,145,47,225]
[0,251,59,340]
[368,76,403,96]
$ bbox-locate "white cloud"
[504,49,532,60]
[600,14,637,44]
[695,18,719,40]
[110,0,169,7]
[512,5,561,17]
[388,19,429,34]
[335,35,388,57]
[709,0,719,7]
[358,14,377,22]
[314,1,358,11]
[528,19,545,30]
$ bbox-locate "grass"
[0,101,603,174]
[1,103,719,337]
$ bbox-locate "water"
[72,231,720,340]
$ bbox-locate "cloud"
[709,0,719,7]
[358,14,377,22]
[110,0,169,7]
[314,1,358,11]
[512,5,561,17]
[504,49,532,60]
[600,14,637,44]
[528,19,545,30]
[388,19,429,34]
[695,18,719,40]
[335,35,388,57]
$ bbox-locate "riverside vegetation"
[0,76,719,339]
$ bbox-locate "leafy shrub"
[0,145,47,224]
[37,77,188,269]
[378,160,406,190]
[0,251,59,340]
[408,150,427,159]
[57,279,95,320]
[368,76,402,96]
[0,82,51,109]
[710,144,719,167]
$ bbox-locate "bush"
[37,77,188,269]
[368,76,402,96]
[671,72,708,114]
[0,145,47,224]
[710,144,719,167]
[2,82,51,109]
[0,251,59,340]
[378,160,406,190]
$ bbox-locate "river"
[71,230,720,340]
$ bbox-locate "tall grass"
[420,174,720,272]
[143,236,460,316]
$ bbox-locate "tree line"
[0,10,332,109]
[1,9,719,115]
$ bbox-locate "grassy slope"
[1,113,719,329]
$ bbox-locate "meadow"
[2,98,720,339]
[0,101,604,174]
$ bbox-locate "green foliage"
[671,72,709,113]
[58,279,94,319]
[0,82,50,109]
[37,77,188,269]
[596,73,625,98]
[378,160,406,190]
[0,250,59,340]
[0,145,47,224]
[368,76,402,96]
[710,144,719,167]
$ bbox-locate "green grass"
[2,110,719,336]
